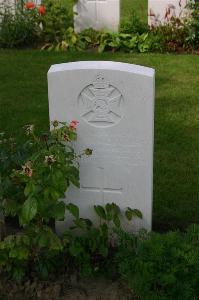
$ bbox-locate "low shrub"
[0,3,42,48]
[186,1,199,49]
[0,0,76,48]
[0,1,198,52]
[0,120,83,281]
[42,28,164,53]
[152,18,190,52]
[40,0,75,43]
[0,122,142,282]
[120,9,148,35]
[1,122,199,297]
[117,225,199,300]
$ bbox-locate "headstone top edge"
[48,61,155,78]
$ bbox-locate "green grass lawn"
[121,0,148,24]
[0,50,198,231]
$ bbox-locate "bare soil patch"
[0,276,139,300]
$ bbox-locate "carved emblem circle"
[78,74,124,128]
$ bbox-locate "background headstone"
[48,61,155,233]
[74,0,120,33]
[148,0,190,26]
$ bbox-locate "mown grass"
[0,50,198,231]
[121,0,148,24]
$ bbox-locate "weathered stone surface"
[48,61,155,233]
[74,0,120,32]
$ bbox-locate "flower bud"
[52,120,59,128]
[84,148,93,156]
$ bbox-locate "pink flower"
[69,120,79,130]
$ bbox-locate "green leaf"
[125,210,133,221]
[66,203,79,219]
[24,182,37,197]
[20,197,37,225]
[69,241,83,256]
[73,218,86,229]
[99,245,108,257]
[51,201,65,220]
[94,205,107,220]
[113,215,121,227]
[99,223,108,237]
[12,267,25,282]
[105,203,120,221]
[98,43,105,53]
[125,207,142,221]
[9,247,29,260]
[65,166,80,188]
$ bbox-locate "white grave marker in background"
[148,0,190,26]
[48,61,155,233]
[74,0,120,32]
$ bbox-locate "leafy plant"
[41,0,76,43]
[0,225,63,281]
[62,202,142,277]
[0,2,42,48]
[0,121,142,282]
[120,9,148,34]
[0,121,80,226]
[152,18,190,52]
[186,1,199,48]
[117,225,199,300]
[0,120,92,280]
[41,27,78,51]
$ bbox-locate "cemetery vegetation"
[0,121,142,287]
[1,123,199,300]
[0,50,198,231]
[117,224,199,299]
[0,1,199,298]
[0,0,199,52]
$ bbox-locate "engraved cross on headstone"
[80,166,122,203]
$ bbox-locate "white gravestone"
[74,0,120,33]
[48,61,155,233]
[148,0,190,26]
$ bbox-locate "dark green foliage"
[0,124,142,281]
[117,225,199,300]
[0,122,80,226]
[186,1,199,48]
[0,132,34,218]
[0,0,198,52]
[152,18,190,52]
[62,203,142,277]
[120,10,148,34]
[0,225,63,282]
[41,0,75,43]
[42,28,164,53]
[0,122,81,281]
[0,4,41,48]
[0,0,76,48]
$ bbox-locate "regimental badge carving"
[78,74,124,127]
